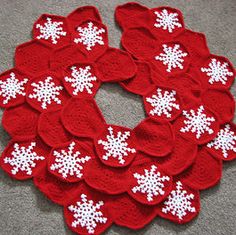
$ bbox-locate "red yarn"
[15,40,52,76]
[133,118,174,156]
[120,61,153,95]
[180,147,222,190]
[2,103,39,140]
[38,109,73,147]
[50,45,87,74]
[61,97,106,138]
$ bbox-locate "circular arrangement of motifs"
[0,3,235,235]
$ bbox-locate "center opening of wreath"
[95,83,145,129]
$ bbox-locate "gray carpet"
[0,0,235,234]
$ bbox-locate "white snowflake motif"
[201,58,234,85]
[207,124,236,158]
[155,44,188,72]
[28,76,63,109]
[154,9,182,33]
[64,66,97,95]
[4,142,45,175]
[36,17,67,44]
[0,72,28,105]
[74,22,105,50]
[146,88,180,118]
[162,181,196,220]
[180,105,215,139]
[132,165,170,202]
[98,126,136,165]
[68,194,108,234]
[50,141,91,179]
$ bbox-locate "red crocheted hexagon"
[0,68,29,108]
[133,118,174,157]
[94,124,137,167]
[0,137,49,180]
[128,161,173,205]
[33,14,71,48]
[47,140,96,183]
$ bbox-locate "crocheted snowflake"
[68,194,107,234]
[154,9,182,33]
[98,126,136,164]
[155,44,188,72]
[0,72,28,105]
[64,66,97,95]
[207,124,236,158]
[132,165,170,202]
[74,22,105,50]
[36,17,67,44]
[50,142,91,179]
[201,58,234,85]
[180,105,215,139]
[4,142,45,175]
[28,76,63,109]
[146,88,180,118]
[162,181,196,220]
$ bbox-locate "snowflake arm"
[146,88,180,118]
[74,22,105,50]
[64,66,97,95]
[180,105,215,139]
[0,72,28,105]
[201,59,234,85]
[98,126,136,165]
[4,142,45,175]
[68,194,107,234]
[154,9,182,33]
[50,141,91,179]
[36,17,67,44]
[162,181,196,220]
[132,165,170,202]
[155,44,188,72]
[28,76,63,109]
[207,124,236,158]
